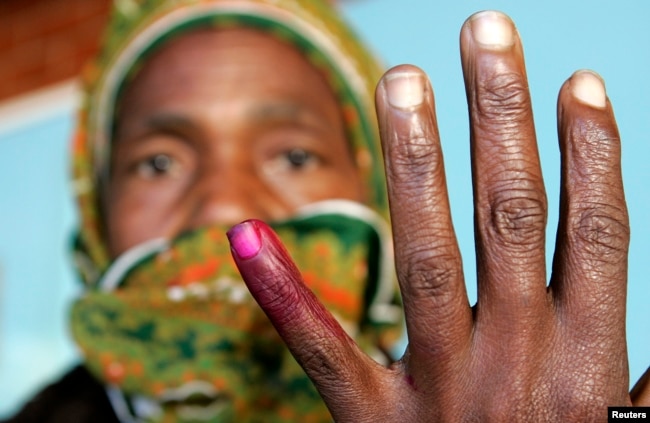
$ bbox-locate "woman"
[8,0,402,421]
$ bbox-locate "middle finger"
[460,11,549,325]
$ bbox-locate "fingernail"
[227,220,262,259]
[384,70,425,109]
[571,70,607,108]
[469,10,515,50]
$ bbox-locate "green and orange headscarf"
[69,0,402,421]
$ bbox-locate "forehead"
[115,27,341,118]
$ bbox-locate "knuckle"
[570,124,621,172]
[476,71,530,122]
[584,132,620,156]
[263,299,298,329]
[387,135,441,198]
[251,276,300,324]
[574,116,620,153]
[572,207,630,259]
[301,341,343,383]
[399,244,461,300]
[389,134,439,177]
[488,191,546,248]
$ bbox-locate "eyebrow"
[146,114,197,134]
[247,101,330,132]
[249,102,300,121]
[111,113,197,147]
[124,101,331,142]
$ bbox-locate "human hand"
[228,10,645,421]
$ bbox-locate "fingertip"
[378,64,430,111]
[459,10,527,101]
[569,69,607,109]
[463,10,516,51]
[376,64,438,161]
[227,219,263,260]
[227,219,303,322]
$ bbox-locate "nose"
[187,164,289,229]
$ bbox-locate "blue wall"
[0,110,80,416]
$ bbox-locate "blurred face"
[106,28,365,257]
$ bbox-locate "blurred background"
[1,0,648,417]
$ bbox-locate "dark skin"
[107,28,364,257]
[228,11,650,421]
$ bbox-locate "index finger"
[227,220,387,419]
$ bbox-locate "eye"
[282,148,318,170]
[135,153,178,178]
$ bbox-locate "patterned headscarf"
[69,0,401,421]
[71,0,389,278]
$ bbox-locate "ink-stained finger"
[228,220,386,420]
